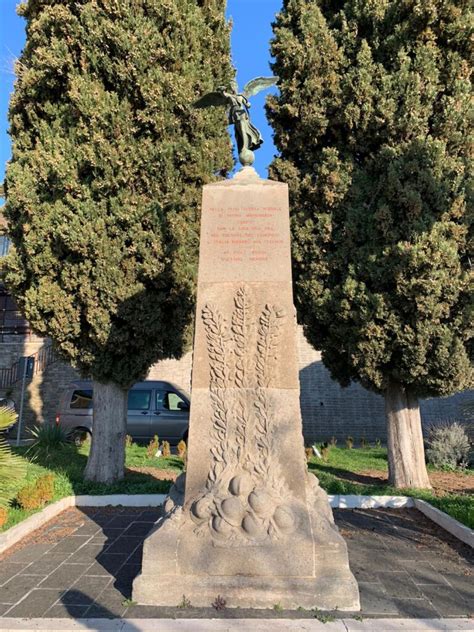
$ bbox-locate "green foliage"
[1,441,183,531]
[0,407,26,510]
[307,446,474,528]
[426,422,470,469]
[268,0,473,398]
[17,473,55,510]
[26,423,70,461]
[4,0,233,388]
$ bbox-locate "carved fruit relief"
[191,285,296,545]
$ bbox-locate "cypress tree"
[4,0,232,482]
[268,0,472,488]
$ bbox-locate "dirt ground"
[126,467,178,481]
[354,469,474,495]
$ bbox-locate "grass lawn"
[1,441,183,532]
[1,443,472,532]
[309,446,473,528]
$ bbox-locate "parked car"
[56,380,190,446]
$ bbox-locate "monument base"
[133,474,360,611]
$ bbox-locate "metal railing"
[0,343,57,389]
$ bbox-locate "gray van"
[56,380,190,445]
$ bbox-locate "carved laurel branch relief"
[191,285,296,545]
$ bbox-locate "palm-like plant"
[0,407,26,509]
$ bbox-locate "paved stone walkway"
[0,507,472,620]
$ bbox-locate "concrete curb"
[0,494,471,556]
[0,618,472,631]
[414,498,474,548]
[0,497,75,555]
[74,494,167,508]
[328,495,414,509]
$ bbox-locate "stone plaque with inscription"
[133,167,359,610]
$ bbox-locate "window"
[70,390,93,410]
[156,390,187,412]
[0,236,10,257]
[168,391,187,411]
[128,390,151,411]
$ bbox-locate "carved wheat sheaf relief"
[191,285,295,545]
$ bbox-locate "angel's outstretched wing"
[194,92,228,109]
[242,76,277,99]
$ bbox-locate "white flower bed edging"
[0,493,471,556]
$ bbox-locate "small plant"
[121,597,137,607]
[305,446,313,461]
[146,435,159,459]
[212,594,226,610]
[360,437,367,448]
[17,473,55,510]
[346,436,354,449]
[320,442,330,461]
[125,435,134,449]
[312,608,335,623]
[329,436,337,447]
[36,473,55,504]
[161,440,171,458]
[177,594,191,609]
[26,424,69,460]
[273,602,283,612]
[374,438,382,448]
[177,439,187,460]
[0,506,7,528]
[426,422,470,470]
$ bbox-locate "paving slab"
[0,506,471,623]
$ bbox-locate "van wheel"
[70,429,90,447]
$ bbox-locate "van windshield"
[70,390,93,410]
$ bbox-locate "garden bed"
[1,443,472,532]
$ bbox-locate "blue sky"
[0,0,280,186]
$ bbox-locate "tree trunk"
[385,380,431,489]
[84,381,127,484]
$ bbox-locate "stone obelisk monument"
[134,80,359,610]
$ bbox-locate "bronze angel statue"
[194,77,277,167]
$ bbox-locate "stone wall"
[1,328,472,440]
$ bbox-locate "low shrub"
[321,442,330,461]
[35,473,55,504]
[26,424,69,460]
[177,440,187,461]
[426,422,470,470]
[305,447,313,461]
[161,441,171,458]
[125,435,134,449]
[17,473,55,510]
[329,436,337,447]
[346,436,354,449]
[360,437,367,449]
[146,435,159,459]
[0,506,7,528]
